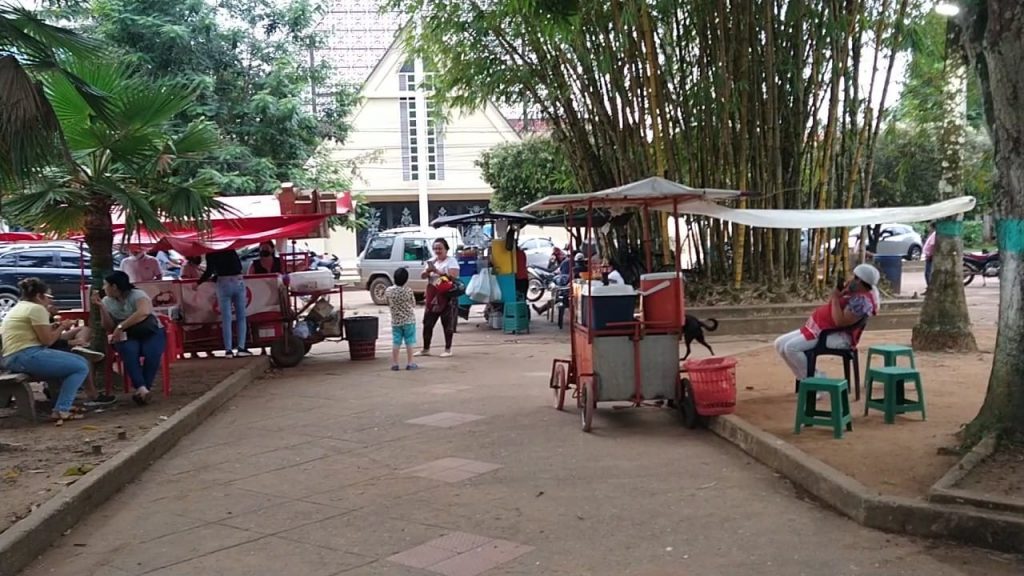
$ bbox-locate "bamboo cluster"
[397,0,915,292]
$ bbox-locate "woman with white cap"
[775,263,881,380]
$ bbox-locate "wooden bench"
[1,372,36,423]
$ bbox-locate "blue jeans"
[216,275,248,352]
[3,346,89,413]
[114,328,166,391]
[924,258,933,287]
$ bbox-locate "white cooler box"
[289,269,335,292]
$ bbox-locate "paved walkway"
[22,331,1022,575]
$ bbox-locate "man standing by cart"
[197,249,252,358]
[121,247,162,283]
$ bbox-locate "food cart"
[522,177,742,431]
[110,214,344,368]
[430,210,538,334]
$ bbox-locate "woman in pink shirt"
[923,222,936,288]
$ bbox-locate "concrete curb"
[0,357,271,576]
[709,414,1024,554]
[928,434,1024,515]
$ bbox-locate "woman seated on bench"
[96,271,166,405]
[774,264,880,380]
[1,278,91,424]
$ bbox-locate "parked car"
[848,223,923,260]
[0,246,93,318]
[358,233,438,305]
[519,236,557,269]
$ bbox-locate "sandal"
[132,388,151,406]
[51,411,85,426]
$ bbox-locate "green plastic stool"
[866,344,916,372]
[794,377,853,439]
[864,366,926,424]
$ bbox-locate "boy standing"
[385,267,418,370]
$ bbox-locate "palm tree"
[4,61,223,354]
[0,3,107,188]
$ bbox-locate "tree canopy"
[45,0,357,196]
[389,0,914,290]
[871,10,994,212]
[0,4,107,189]
[478,137,578,211]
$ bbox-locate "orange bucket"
[640,272,685,328]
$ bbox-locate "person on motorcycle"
[548,247,566,271]
[533,252,578,316]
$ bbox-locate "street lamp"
[935,2,961,16]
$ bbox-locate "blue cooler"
[458,257,478,277]
[578,283,638,329]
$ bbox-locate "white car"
[519,237,557,269]
[848,224,924,260]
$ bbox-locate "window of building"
[398,60,445,182]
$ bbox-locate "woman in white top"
[417,238,461,357]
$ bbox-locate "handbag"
[125,315,161,340]
[448,277,466,298]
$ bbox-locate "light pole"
[911,1,978,351]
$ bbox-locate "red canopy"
[0,232,46,242]
[109,214,332,257]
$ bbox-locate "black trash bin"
[874,255,902,294]
[343,316,379,361]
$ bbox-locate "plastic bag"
[293,322,311,339]
[467,269,491,302]
[489,271,502,302]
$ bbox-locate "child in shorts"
[385,267,418,370]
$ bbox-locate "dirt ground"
[0,356,259,534]
[734,328,997,498]
[958,440,1024,499]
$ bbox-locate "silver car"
[358,233,435,305]
[848,223,924,260]
[519,236,556,269]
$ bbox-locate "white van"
[378,226,464,250]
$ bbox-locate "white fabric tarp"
[663,196,976,229]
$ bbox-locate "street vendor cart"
[522,177,742,431]
[124,214,347,368]
[431,209,539,334]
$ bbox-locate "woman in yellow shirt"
[1,278,91,423]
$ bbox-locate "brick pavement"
[19,330,1021,576]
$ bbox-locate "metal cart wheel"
[580,375,596,432]
[270,334,306,368]
[551,362,569,411]
[677,378,706,429]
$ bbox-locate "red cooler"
[640,272,685,329]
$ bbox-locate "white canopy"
[672,196,976,228]
[522,176,976,229]
[521,176,743,212]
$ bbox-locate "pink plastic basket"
[682,357,738,416]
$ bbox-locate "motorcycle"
[963,250,999,286]
[527,265,554,302]
[311,253,342,279]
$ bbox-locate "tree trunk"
[961,0,1024,443]
[83,198,114,389]
[912,18,977,353]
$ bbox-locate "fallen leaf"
[81,425,100,431]
[62,464,95,477]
